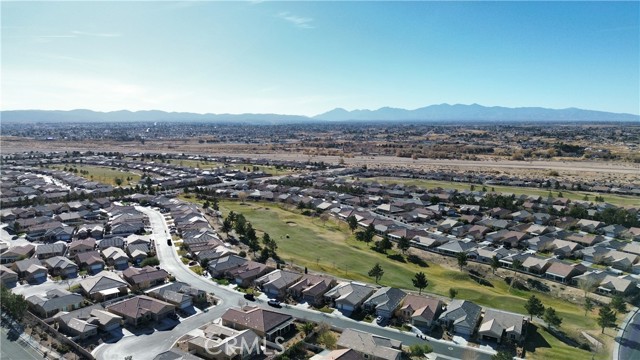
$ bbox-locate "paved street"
[0,326,42,360]
[618,309,640,360]
[93,206,494,360]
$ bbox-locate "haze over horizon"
[2,1,639,116]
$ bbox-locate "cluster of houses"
[0,200,160,290]
[203,173,640,299]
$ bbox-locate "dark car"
[167,239,172,246]
[267,299,281,308]
[244,293,255,301]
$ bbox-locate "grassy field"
[50,165,141,186]
[202,199,612,359]
[364,177,640,207]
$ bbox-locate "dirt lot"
[3,137,639,184]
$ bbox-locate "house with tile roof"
[44,256,78,278]
[79,272,129,301]
[254,270,303,299]
[122,266,168,290]
[221,306,294,342]
[336,328,402,360]
[287,274,336,306]
[398,294,444,330]
[325,282,376,315]
[438,300,482,336]
[478,309,527,344]
[27,289,84,318]
[363,287,407,319]
[106,295,175,327]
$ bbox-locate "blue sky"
[2,1,639,116]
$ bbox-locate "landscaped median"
[181,196,616,360]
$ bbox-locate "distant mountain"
[2,104,638,124]
[313,103,640,122]
[0,109,312,124]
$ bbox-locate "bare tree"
[237,191,248,204]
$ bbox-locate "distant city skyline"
[2,1,639,116]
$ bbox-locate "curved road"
[94,206,494,360]
[618,309,640,360]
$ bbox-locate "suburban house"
[153,349,200,360]
[0,265,19,288]
[55,304,122,340]
[147,281,206,309]
[287,274,336,306]
[254,270,303,299]
[398,294,444,330]
[221,306,295,342]
[596,275,638,296]
[311,349,363,360]
[68,239,96,256]
[98,237,125,250]
[79,272,129,301]
[227,261,274,288]
[324,282,376,315]
[44,256,78,278]
[363,287,407,319]
[102,247,130,269]
[122,266,168,290]
[75,251,105,274]
[576,219,605,233]
[57,315,98,340]
[187,323,261,360]
[106,295,176,327]
[35,243,67,260]
[0,244,35,264]
[207,255,249,278]
[26,289,84,318]
[438,300,482,336]
[11,258,48,283]
[544,262,587,284]
[336,328,402,360]
[478,309,527,344]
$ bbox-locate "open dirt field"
[3,137,639,184]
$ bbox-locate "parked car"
[167,239,172,246]
[267,299,281,308]
[376,316,384,325]
[244,293,255,301]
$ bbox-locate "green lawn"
[50,165,141,186]
[187,198,613,359]
[364,177,639,207]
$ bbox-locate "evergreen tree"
[597,304,617,334]
[490,255,501,274]
[543,307,562,330]
[398,236,411,255]
[412,272,428,295]
[524,295,545,320]
[368,263,384,284]
[456,252,468,269]
[347,215,358,233]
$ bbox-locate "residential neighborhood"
[0,151,638,360]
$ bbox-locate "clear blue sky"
[2,1,639,116]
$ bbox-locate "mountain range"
[2,104,638,124]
